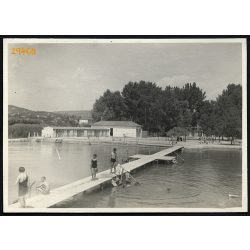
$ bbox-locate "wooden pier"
[8,145,183,209]
[129,154,175,161]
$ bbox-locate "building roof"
[44,126,109,130]
[92,121,141,127]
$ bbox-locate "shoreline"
[8,137,241,150]
[177,142,241,150]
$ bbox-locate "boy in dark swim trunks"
[15,166,29,208]
[90,154,98,180]
[110,148,117,174]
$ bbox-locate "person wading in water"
[15,167,29,208]
[110,148,117,174]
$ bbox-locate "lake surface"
[8,142,242,208]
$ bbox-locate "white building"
[91,121,142,138]
[41,126,109,138]
[41,121,142,138]
[41,126,55,137]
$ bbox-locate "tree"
[199,100,217,136]
[122,81,163,133]
[215,84,242,144]
[92,89,126,121]
[176,82,206,127]
[167,126,189,140]
[179,82,206,111]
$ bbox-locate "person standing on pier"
[110,148,117,174]
[90,154,98,180]
[15,167,29,208]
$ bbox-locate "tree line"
[92,81,242,143]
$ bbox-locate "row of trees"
[92,81,242,142]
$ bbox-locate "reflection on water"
[8,142,242,208]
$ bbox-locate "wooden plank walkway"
[8,145,183,209]
[137,142,172,147]
[129,154,175,161]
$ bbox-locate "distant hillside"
[8,105,80,138]
[55,110,92,119]
[9,105,80,126]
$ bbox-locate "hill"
[55,110,92,119]
[9,105,79,126]
[8,105,80,138]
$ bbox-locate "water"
[8,142,242,208]
[8,141,160,204]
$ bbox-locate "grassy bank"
[8,123,44,138]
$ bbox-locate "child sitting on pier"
[36,176,50,195]
[90,153,98,180]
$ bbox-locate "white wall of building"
[42,127,55,137]
[41,126,141,138]
[79,119,89,125]
[113,127,136,137]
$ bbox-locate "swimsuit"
[91,159,97,168]
[18,176,28,197]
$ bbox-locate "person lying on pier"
[15,166,29,208]
[90,153,98,180]
[36,176,50,195]
[110,148,117,174]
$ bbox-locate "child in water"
[91,154,98,180]
[15,167,29,208]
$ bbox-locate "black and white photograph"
[3,38,247,213]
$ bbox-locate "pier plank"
[129,154,175,161]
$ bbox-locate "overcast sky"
[8,41,242,111]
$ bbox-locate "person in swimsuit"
[90,154,98,180]
[110,148,117,174]
[15,166,29,208]
[36,176,50,195]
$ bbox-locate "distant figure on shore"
[36,176,50,195]
[110,148,117,174]
[90,153,98,180]
[15,167,29,208]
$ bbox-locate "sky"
[8,41,242,111]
